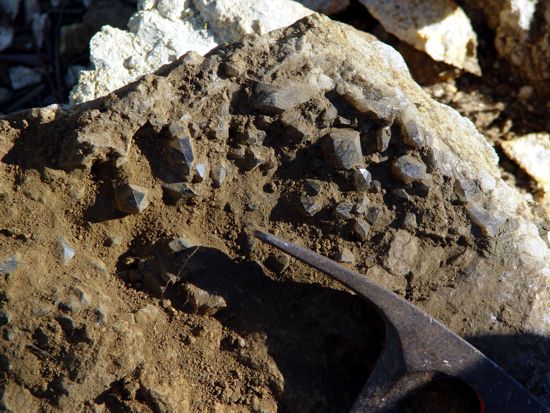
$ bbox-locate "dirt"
[0,11,547,413]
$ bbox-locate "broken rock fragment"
[391,155,427,184]
[336,247,355,264]
[323,129,363,170]
[398,106,427,149]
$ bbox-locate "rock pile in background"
[1,14,549,411]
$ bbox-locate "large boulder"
[1,13,549,410]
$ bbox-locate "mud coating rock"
[114,184,150,214]
[384,230,419,276]
[391,155,427,184]
[323,129,364,170]
[183,283,227,316]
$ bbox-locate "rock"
[168,237,193,253]
[366,265,407,295]
[460,0,550,96]
[454,178,480,203]
[323,129,364,170]
[299,195,322,217]
[183,283,227,316]
[193,163,208,183]
[4,13,550,406]
[60,238,76,266]
[336,247,355,264]
[0,254,18,275]
[265,253,290,274]
[375,126,391,152]
[115,184,150,214]
[70,0,312,104]
[501,133,550,210]
[167,124,195,181]
[370,180,382,193]
[253,82,317,114]
[402,212,417,231]
[210,162,229,188]
[391,155,427,184]
[352,167,372,191]
[304,179,322,196]
[9,66,42,90]
[397,106,427,148]
[465,201,506,237]
[340,86,399,125]
[359,0,480,74]
[334,201,354,220]
[0,310,11,326]
[384,230,419,276]
[162,182,196,203]
[353,220,370,241]
[365,206,381,225]
[353,195,369,214]
[392,188,410,202]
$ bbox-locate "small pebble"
[304,179,322,196]
[353,196,369,214]
[375,126,391,152]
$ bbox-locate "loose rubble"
[1,14,550,412]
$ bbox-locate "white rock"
[502,133,550,191]
[70,0,312,104]
[359,0,481,74]
[9,66,42,90]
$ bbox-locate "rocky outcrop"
[1,13,549,411]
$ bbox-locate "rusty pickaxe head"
[254,230,550,413]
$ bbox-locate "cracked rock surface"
[1,14,550,411]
